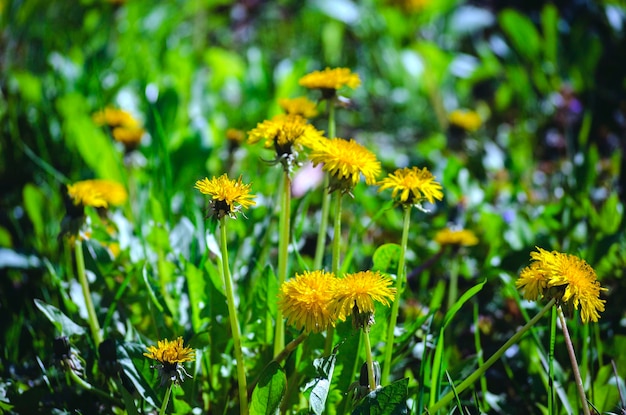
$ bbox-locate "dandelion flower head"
[279,97,319,119]
[299,67,361,98]
[310,138,381,192]
[448,109,482,132]
[278,270,340,333]
[435,228,478,247]
[144,337,195,386]
[332,271,396,328]
[516,247,607,323]
[194,174,256,220]
[67,179,128,208]
[378,166,443,206]
[93,107,144,148]
[248,114,325,156]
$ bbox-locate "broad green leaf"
[184,260,209,333]
[598,193,622,235]
[352,378,409,415]
[22,183,45,243]
[34,299,85,337]
[11,70,42,103]
[499,9,541,61]
[372,244,401,274]
[56,93,125,184]
[250,362,287,415]
[307,353,337,415]
[540,4,558,66]
[119,341,160,409]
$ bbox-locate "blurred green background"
[1,0,626,413]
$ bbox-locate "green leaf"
[443,279,486,329]
[184,260,209,333]
[499,9,541,61]
[250,361,287,415]
[598,193,622,235]
[22,183,45,242]
[56,93,125,183]
[307,353,337,415]
[352,378,409,415]
[372,243,401,274]
[34,299,85,337]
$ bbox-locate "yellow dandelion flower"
[226,128,245,145]
[67,179,128,208]
[435,228,478,247]
[248,114,325,154]
[516,247,607,323]
[378,166,443,206]
[310,138,381,192]
[299,67,361,97]
[448,109,482,132]
[144,337,195,386]
[111,126,144,148]
[332,271,396,328]
[279,96,319,118]
[194,174,256,220]
[278,270,340,333]
[92,107,140,129]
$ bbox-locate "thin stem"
[557,306,591,415]
[313,99,335,270]
[446,254,460,311]
[382,204,411,384]
[427,298,556,414]
[324,191,343,355]
[74,240,103,346]
[549,306,557,415]
[473,301,489,411]
[219,218,248,415]
[159,383,173,415]
[363,328,377,391]
[274,172,291,356]
[67,366,116,403]
[313,181,330,269]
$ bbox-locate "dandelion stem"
[159,383,173,415]
[549,306,557,415]
[557,306,591,415]
[218,218,248,415]
[427,298,556,414]
[274,171,291,356]
[67,367,116,403]
[446,254,460,311]
[75,240,102,347]
[382,204,411,384]
[324,191,343,355]
[363,328,377,391]
[313,99,335,270]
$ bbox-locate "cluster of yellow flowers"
[516,247,607,323]
[278,270,396,333]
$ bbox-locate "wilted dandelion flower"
[310,138,381,193]
[435,228,478,247]
[279,97,319,118]
[67,179,128,208]
[194,174,256,220]
[278,270,340,333]
[332,271,396,329]
[248,114,325,170]
[448,109,482,132]
[378,167,443,207]
[516,247,607,323]
[144,337,195,386]
[299,67,361,99]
